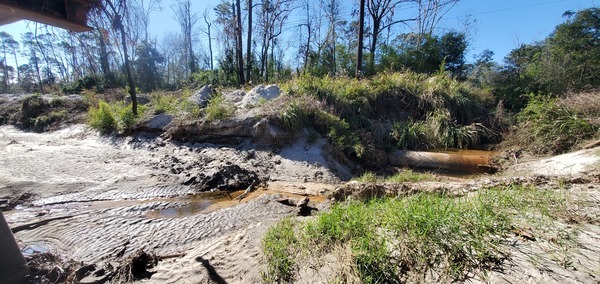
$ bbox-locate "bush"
[88,100,146,134]
[29,110,69,132]
[62,75,106,94]
[509,94,598,154]
[88,101,117,134]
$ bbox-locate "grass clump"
[506,94,598,154]
[261,219,298,283]
[262,184,571,283]
[354,170,435,183]
[205,94,235,122]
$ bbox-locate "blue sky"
[0,0,598,65]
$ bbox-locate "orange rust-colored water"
[145,187,327,218]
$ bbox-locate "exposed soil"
[0,123,342,282]
[1,119,599,283]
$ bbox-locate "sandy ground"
[1,124,599,283]
[0,124,340,283]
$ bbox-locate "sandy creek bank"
[0,124,342,283]
[1,123,600,283]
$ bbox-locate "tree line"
[0,1,598,114]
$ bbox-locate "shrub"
[88,101,117,134]
[511,94,598,154]
[150,92,179,115]
[280,72,494,159]
[29,110,69,132]
[87,100,146,134]
[62,75,106,94]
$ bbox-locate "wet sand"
[0,124,339,282]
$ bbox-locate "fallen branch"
[583,139,600,149]
[235,181,256,202]
[158,253,186,260]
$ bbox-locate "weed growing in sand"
[354,170,435,183]
[205,95,235,122]
[262,219,298,283]
[262,185,572,283]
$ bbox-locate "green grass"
[261,219,298,283]
[354,170,435,183]
[205,95,236,122]
[262,184,571,283]
[507,94,598,154]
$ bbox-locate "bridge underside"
[0,0,99,32]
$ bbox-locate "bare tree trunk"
[1,49,8,87]
[13,52,19,80]
[369,20,380,73]
[235,0,245,85]
[32,51,43,94]
[207,24,213,71]
[356,0,365,77]
[246,0,253,82]
[117,15,137,115]
[202,9,214,70]
[97,27,113,86]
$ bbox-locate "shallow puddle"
[21,243,50,256]
[145,190,244,218]
[145,189,326,218]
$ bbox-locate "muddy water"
[390,149,497,177]
[145,189,328,218]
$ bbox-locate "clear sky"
[0,0,598,65]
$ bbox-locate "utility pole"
[356,0,365,78]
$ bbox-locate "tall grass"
[281,72,492,155]
[508,94,598,154]
[262,184,571,283]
